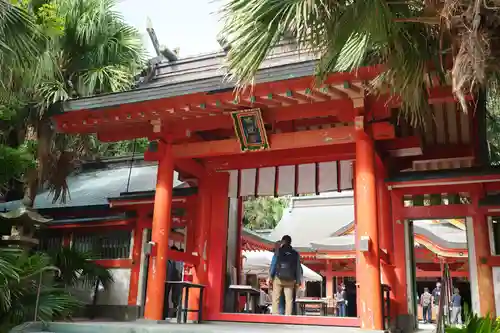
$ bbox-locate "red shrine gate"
[51,47,498,331]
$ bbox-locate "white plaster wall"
[97,268,131,305]
[137,228,150,307]
[72,268,131,306]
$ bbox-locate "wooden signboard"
[231,108,269,152]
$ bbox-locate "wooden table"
[229,285,261,313]
[166,281,205,323]
[295,298,328,316]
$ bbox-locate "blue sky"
[116,0,224,57]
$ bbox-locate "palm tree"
[0,246,114,331]
[48,246,112,290]
[0,1,45,191]
[20,0,146,206]
[0,248,80,331]
[0,0,44,68]
[220,0,498,126]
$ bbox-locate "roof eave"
[61,60,318,113]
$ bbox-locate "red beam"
[167,249,199,265]
[47,220,133,229]
[416,270,468,278]
[205,144,355,170]
[388,175,500,189]
[96,123,152,142]
[265,99,355,123]
[169,99,356,139]
[173,126,356,159]
[401,204,473,219]
[175,159,206,178]
[93,259,133,268]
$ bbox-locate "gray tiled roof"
[0,164,181,211]
[267,192,355,249]
[63,43,318,112]
[413,220,467,249]
[310,235,356,251]
[307,219,467,251]
[260,192,467,253]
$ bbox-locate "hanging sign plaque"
[231,108,269,151]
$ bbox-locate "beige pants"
[272,278,295,315]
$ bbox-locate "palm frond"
[48,246,113,289]
[0,249,80,331]
[0,0,46,67]
[221,0,447,126]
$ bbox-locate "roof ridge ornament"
[146,18,178,62]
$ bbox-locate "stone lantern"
[0,207,52,248]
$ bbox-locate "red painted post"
[375,155,397,320]
[205,172,230,316]
[354,117,383,330]
[391,190,408,316]
[188,176,212,320]
[144,142,174,320]
[235,197,243,284]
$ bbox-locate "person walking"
[270,235,302,315]
[431,281,442,323]
[420,288,433,324]
[269,241,286,314]
[450,288,462,325]
[165,246,182,318]
[335,284,347,317]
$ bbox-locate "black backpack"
[276,246,299,282]
[167,260,181,281]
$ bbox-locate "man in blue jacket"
[269,235,302,315]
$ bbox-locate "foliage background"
[243,196,289,230]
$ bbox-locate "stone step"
[12,321,387,333]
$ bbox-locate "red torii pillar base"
[354,118,383,331]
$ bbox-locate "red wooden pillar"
[354,117,383,330]
[391,190,408,316]
[325,260,334,298]
[188,176,212,320]
[375,155,397,320]
[185,198,197,255]
[144,142,175,320]
[205,172,230,316]
[128,212,146,306]
[235,197,243,284]
[472,213,496,316]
